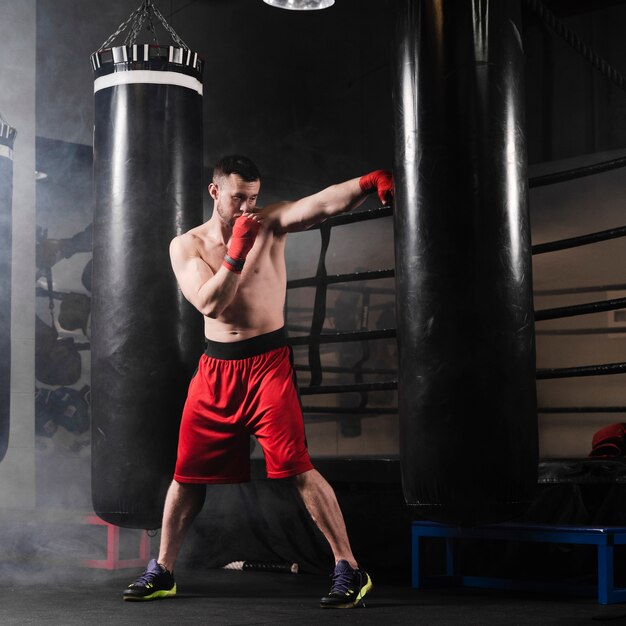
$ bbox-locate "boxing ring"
[283,151,626,471]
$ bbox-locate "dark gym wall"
[523,1,626,163]
[36,0,397,205]
[34,1,626,175]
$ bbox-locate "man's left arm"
[265,170,393,234]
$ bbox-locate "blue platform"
[411,520,626,604]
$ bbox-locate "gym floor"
[2,566,625,625]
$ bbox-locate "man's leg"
[158,480,206,571]
[292,468,357,567]
[122,480,205,601]
[292,468,373,608]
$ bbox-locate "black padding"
[91,55,203,528]
[0,123,16,464]
[393,0,538,524]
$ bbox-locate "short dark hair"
[213,155,261,183]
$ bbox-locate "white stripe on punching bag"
[94,70,203,95]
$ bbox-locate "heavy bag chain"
[97,0,189,53]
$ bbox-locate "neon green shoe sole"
[123,583,177,601]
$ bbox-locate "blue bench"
[411,520,626,604]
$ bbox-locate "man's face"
[210,173,260,225]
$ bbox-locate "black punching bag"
[393,0,538,525]
[91,44,204,528]
[0,120,16,464]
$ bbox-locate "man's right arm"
[169,235,241,319]
[262,170,394,234]
[169,214,262,319]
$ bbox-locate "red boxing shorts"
[174,327,314,484]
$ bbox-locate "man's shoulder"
[170,228,210,262]
[172,224,212,248]
[170,230,194,252]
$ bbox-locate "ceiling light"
[263,0,335,10]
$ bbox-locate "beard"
[215,203,238,228]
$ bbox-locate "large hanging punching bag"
[393,0,538,525]
[0,119,16,464]
[90,5,204,528]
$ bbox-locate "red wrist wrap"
[223,216,261,274]
[223,254,244,274]
[359,169,394,205]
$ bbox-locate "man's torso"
[192,225,288,342]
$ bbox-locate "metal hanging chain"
[151,2,189,49]
[124,6,150,47]
[524,0,626,94]
[124,4,161,47]
[97,0,189,53]
[97,3,145,51]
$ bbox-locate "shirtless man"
[122,155,393,608]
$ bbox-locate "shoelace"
[330,567,357,595]
[134,566,163,587]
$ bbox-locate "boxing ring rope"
[288,329,396,347]
[529,156,626,189]
[528,152,626,414]
[530,159,626,396]
[536,283,626,296]
[287,268,395,290]
[535,281,626,339]
[535,297,626,321]
[285,205,396,422]
[532,225,626,255]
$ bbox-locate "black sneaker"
[319,559,373,609]
[122,559,177,601]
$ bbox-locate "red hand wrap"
[359,169,394,205]
[222,216,261,274]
